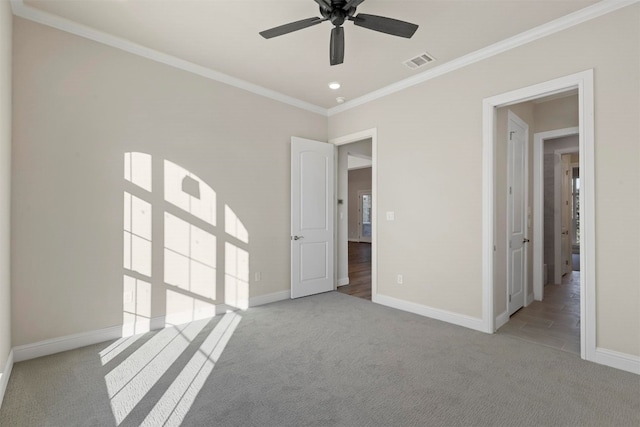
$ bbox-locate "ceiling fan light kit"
[259,0,419,66]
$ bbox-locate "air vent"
[403,52,435,70]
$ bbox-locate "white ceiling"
[18,0,603,110]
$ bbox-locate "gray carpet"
[1,292,638,427]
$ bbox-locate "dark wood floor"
[337,242,372,301]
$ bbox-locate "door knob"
[292,235,304,240]
[523,238,530,243]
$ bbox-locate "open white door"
[291,137,335,299]
[507,111,529,316]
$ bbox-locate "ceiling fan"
[259,0,419,66]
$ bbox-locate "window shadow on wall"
[123,152,250,333]
[105,152,250,425]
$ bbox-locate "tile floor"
[498,271,581,355]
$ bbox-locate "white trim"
[593,348,640,375]
[330,128,378,301]
[481,96,496,334]
[495,311,510,331]
[9,0,327,117]
[249,290,291,307]
[12,325,123,362]
[328,0,638,116]
[337,277,350,287]
[526,293,534,306]
[0,349,14,410]
[482,69,595,364]
[374,294,486,333]
[532,127,579,300]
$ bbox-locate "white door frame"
[532,127,578,301]
[330,128,378,301]
[555,148,579,284]
[482,69,595,362]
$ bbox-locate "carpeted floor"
[1,291,638,427]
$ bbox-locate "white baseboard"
[337,277,349,287]
[495,310,510,331]
[8,294,287,365]
[0,349,14,410]
[373,294,486,333]
[12,325,123,363]
[593,347,640,375]
[249,290,290,307]
[526,293,534,306]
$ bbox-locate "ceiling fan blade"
[259,17,325,39]
[313,0,332,10]
[330,27,345,66]
[342,0,366,10]
[351,13,418,38]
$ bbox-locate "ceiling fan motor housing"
[320,1,357,25]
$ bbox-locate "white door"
[561,154,572,275]
[357,190,372,243]
[291,137,335,299]
[507,112,529,316]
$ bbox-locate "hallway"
[498,272,581,355]
[337,242,371,301]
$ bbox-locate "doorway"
[482,70,595,362]
[331,129,377,302]
[338,148,372,300]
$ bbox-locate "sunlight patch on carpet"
[140,312,241,427]
[106,320,207,424]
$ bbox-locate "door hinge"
[509,294,512,303]
[509,186,512,195]
[509,131,516,140]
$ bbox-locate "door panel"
[291,137,335,299]
[507,112,528,316]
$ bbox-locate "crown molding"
[11,0,638,118]
[327,0,639,116]
[10,0,328,117]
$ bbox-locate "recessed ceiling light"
[336,97,346,104]
[328,82,341,90]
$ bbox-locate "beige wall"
[534,95,579,134]
[328,5,640,356]
[0,0,12,373]
[11,18,327,346]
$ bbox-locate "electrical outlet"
[255,272,261,282]
[397,274,403,285]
